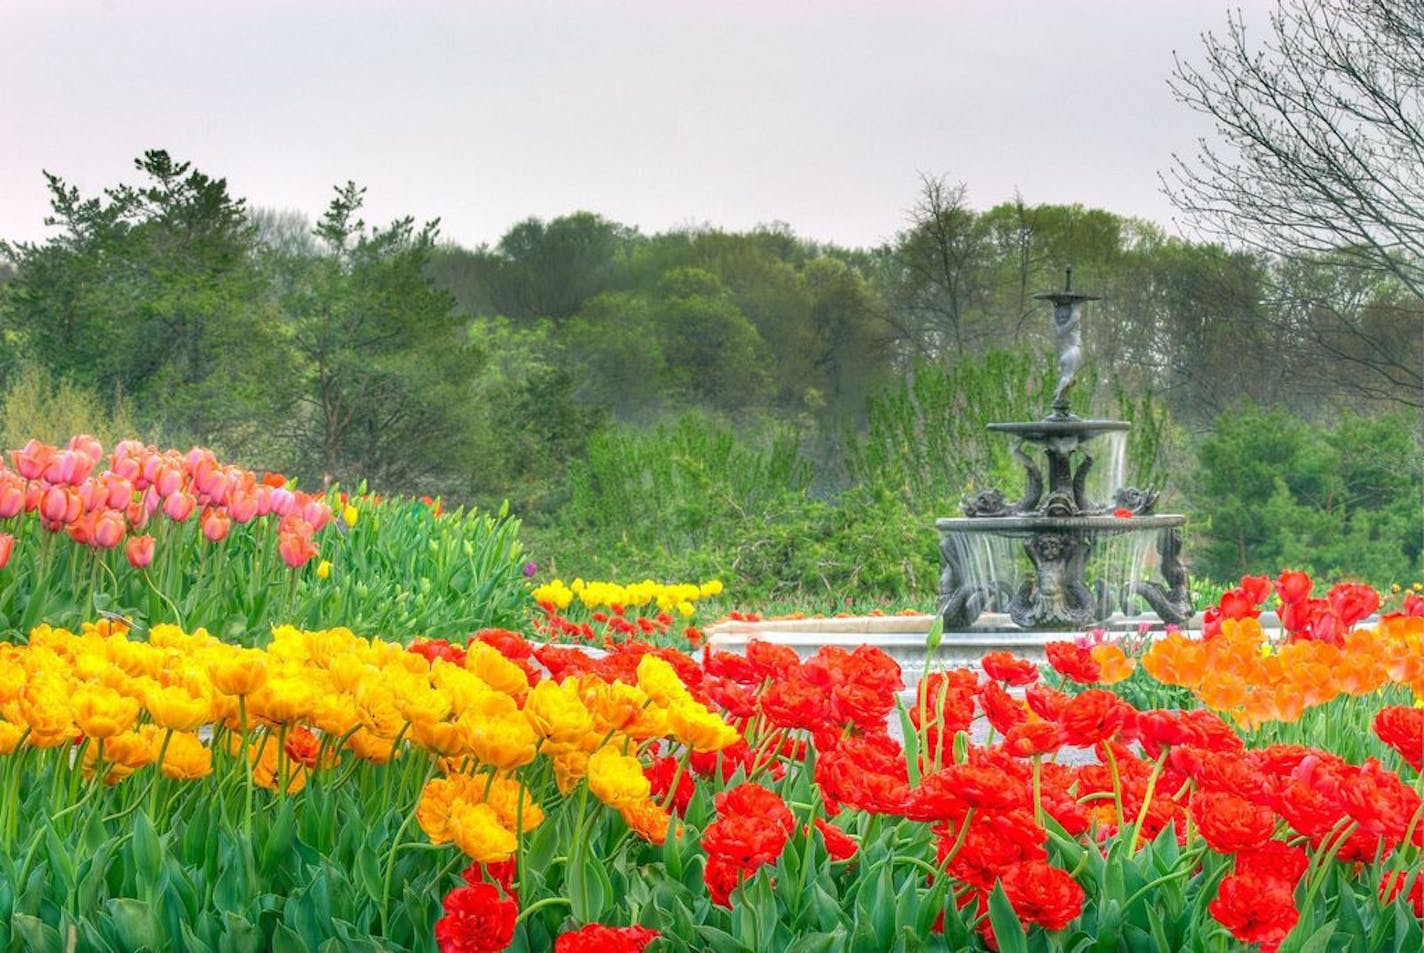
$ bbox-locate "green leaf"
[694,925,754,953]
[43,824,74,898]
[1285,922,1336,953]
[260,798,297,881]
[784,931,842,953]
[271,922,310,953]
[130,810,163,885]
[566,850,611,923]
[216,912,263,953]
[77,837,118,913]
[9,914,63,953]
[353,837,383,905]
[987,883,1029,953]
[106,897,160,952]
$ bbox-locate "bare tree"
[891,175,993,358]
[1165,0,1424,408]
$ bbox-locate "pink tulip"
[0,476,24,519]
[269,487,296,517]
[43,449,95,486]
[92,510,126,549]
[228,493,258,524]
[163,491,196,522]
[154,465,183,499]
[68,433,103,464]
[0,533,12,569]
[201,509,230,543]
[40,485,74,524]
[126,534,154,570]
[10,439,51,480]
[278,531,317,569]
[106,477,134,510]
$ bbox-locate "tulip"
[10,438,50,480]
[0,533,13,569]
[278,531,318,569]
[40,485,80,524]
[227,493,258,524]
[68,433,103,464]
[125,534,155,570]
[44,449,95,486]
[302,498,332,531]
[163,491,196,522]
[92,510,126,549]
[66,514,96,545]
[1275,570,1313,604]
[105,476,134,510]
[268,487,296,517]
[200,509,230,543]
[154,465,183,499]
[0,475,24,519]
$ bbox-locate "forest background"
[0,150,1420,607]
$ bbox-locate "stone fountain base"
[706,611,1204,690]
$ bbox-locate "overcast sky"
[1,0,1278,252]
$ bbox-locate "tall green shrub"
[1189,403,1423,585]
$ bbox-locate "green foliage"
[1189,403,1423,585]
[0,151,291,454]
[0,492,528,645]
[0,365,140,452]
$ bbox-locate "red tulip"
[1219,588,1259,621]
[0,533,13,569]
[1326,582,1380,628]
[1275,570,1312,605]
[1239,574,1271,606]
[126,534,155,570]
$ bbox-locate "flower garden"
[0,436,1419,953]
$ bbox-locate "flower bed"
[0,437,1420,952]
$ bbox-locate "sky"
[1,0,1279,252]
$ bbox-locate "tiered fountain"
[936,270,1192,630]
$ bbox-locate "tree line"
[0,143,1419,591]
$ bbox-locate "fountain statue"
[937,270,1192,630]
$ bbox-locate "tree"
[890,176,993,357]
[1166,0,1424,407]
[275,183,482,492]
[0,151,291,450]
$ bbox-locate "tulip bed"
[0,437,1421,953]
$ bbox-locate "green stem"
[1127,749,1169,854]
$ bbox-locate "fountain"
[936,270,1192,630]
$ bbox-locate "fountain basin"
[936,514,1186,537]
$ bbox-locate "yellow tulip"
[158,731,213,780]
[667,700,740,752]
[587,745,650,810]
[462,713,539,771]
[447,802,517,863]
[71,684,140,740]
[523,680,594,743]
